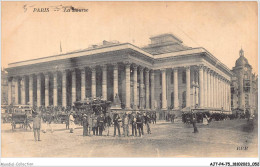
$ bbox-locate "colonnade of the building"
[7,64,231,111]
[8,63,153,110]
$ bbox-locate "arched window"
[182,91,186,108]
[244,73,249,80]
[182,71,186,84]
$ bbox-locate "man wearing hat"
[113,112,121,137]
[122,112,129,137]
[97,113,105,136]
[136,112,144,137]
[130,112,137,136]
[33,112,41,141]
[191,111,199,133]
[82,114,89,136]
[88,113,93,136]
[69,112,75,133]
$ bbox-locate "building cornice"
[7,43,154,69]
[6,42,232,78]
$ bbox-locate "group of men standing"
[82,113,109,136]
[81,111,153,137]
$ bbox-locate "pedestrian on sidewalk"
[33,112,41,141]
[113,112,121,137]
[191,111,199,133]
[122,112,129,137]
[88,113,93,136]
[69,112,75,133]
[136,112,144,137]
[82,114,89,136]
[130,112,137,136]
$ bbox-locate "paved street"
[1,119,258,157]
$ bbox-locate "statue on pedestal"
[111,94,122,110]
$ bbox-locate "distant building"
[1,69,8,105]
[231,49,258,115]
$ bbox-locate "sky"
[1,1,258,73]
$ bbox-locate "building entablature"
[6,40,232,82]
[7,43,154,68]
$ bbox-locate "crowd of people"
[181,111,251,124]
[70,111,155,137]
[30,109,156,141]
[5,102,255,141]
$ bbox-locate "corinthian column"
[145,68,150,109]
[207,69,210,108]
[8,78,12,105]
[186,66,191,108]
[215,73,218,108]
[61,70,67,107]
[14,77,19,105]
[221,78,223,109]
[228,81,231,111]
[91,67,96,98]
[199,65,204,108]
[133,64,138,109]
[80,68,86,101]
[214,73,217,108]
[37,74,41,107]
[102,65,107,100]
[53,71,58,106]
[71,69,76,103]
[113,64,118,100]
[125,63,131,109]
[173,68,179,109]
[150,70,155,110]
[139,67,144,109]
[21,76,26,105]
[161,69,167,110]
[210,71,214,108]
[203,67,208,107]
[29,74,34,106]
[44,73,50,107]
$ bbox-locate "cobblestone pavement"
[1,119,258,157]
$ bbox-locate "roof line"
[8,43,130,65]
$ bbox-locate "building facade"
[1,69,8,105]
[231,49,258,115]
[6,34,232,112]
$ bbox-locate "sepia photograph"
[1,1,259,166]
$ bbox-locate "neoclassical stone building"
[6,33,232,112]
[231,49,258,115]
[1,69,8,105]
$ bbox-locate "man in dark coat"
[97,113,105,136]
[104,113,112,136]
[113,112,121,137]
[191,112,199,133]
[144,112,151,134]
[82,114,89,136]
[33,112,41,141]
[92,116,98,135]
[130,112,137,136]
[136,113,144,137]
[122,113,129,137]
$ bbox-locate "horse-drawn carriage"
[182,108,210,124]
[1,105,12,123]
[11,105,32,130]
[74,98,112,116]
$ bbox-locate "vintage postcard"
[1,1,258,166]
